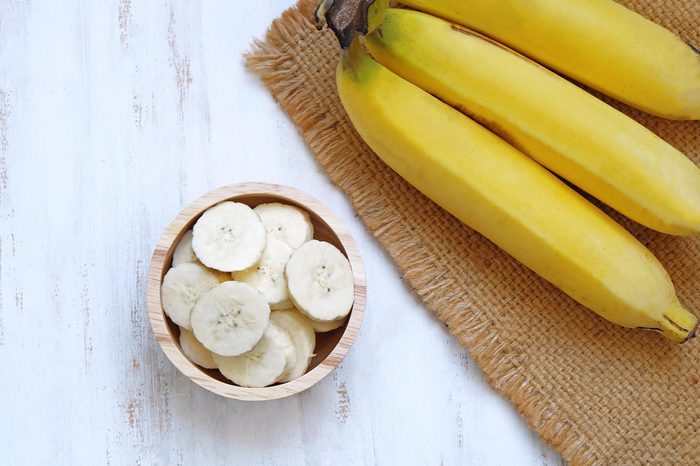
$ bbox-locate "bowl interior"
[159,193,351,387]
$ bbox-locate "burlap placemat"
[246,1,700,464]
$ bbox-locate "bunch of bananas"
[316,0,700,342]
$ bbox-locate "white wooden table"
[0,1,563,464]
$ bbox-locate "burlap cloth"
[246,1,700,464]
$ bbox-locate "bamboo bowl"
[147,182,366,401]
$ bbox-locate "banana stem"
[314,0,335,29]
[318,0,389,48]
[340,37,365,68]
[659,305,699,343]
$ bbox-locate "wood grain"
[0,0,562,464]
[147,182,366,400]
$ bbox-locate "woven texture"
[246,1,700,464]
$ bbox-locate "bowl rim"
[146,182,366,401]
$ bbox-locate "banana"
[190,281,271,356]
[192,201,267,272]
[271,320,297,383]
[364,8,700,236]
[213,320,296,388]
[160,262,223,330]
[309,315,347,333]
[285,240,354,322]
[178,327,217,369]
[334,38,697,342]
[314,0,389,48]
[172,230,199,267]
[232,237,294,310]
[400,0,700,120]
[254,203,314,249]
[270,310,316,381]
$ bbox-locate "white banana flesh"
[178,327,217,369]
[161,262,223,330]
[232,238,294,310]
[310,315,347,333]
[164,199,356,386]
[286,240,354,322]
[213,320,296,388]
[190,281,271,356]
[172,230,199,267]
[270,310,316,381]
[254,203,314,249]
[192,201,267,272]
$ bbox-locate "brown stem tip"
[686,319,699,342]
[316,0,377,48]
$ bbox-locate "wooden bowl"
[147,182,366,401]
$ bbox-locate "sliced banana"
[190,281,270,357]
[273,322,298,382]
[310,315,347,333]
[231,238,293,310]
[213,320,296,388]
[161,262,222,330]
[270,310,316,382]
[172,230,199,266]
[192,201,267,272]
[179,327,217,369]
[254,203,314,249]
[286,240,354,322]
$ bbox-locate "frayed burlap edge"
[244,1,600,463]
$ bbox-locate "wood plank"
[0,0,563,464]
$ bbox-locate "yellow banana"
[364,8,700,236]
[400,0,700,120]
[335,38,697,343]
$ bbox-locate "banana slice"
[285,240,354,322]
[190,281,271,356]
[273,322,298,382]
[213,320,296,388]
[172,230,199,266]
[270,310,316,382]
[254,203,314,249]
[192,201,266,272]
[161,262,223,330]
[231,238,293,310]
[310,315,347,333]
[178,327,217,369]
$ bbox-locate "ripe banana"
[364,8,700,237]
[335,38,697,342]
[400,0,700,120]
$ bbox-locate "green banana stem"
[317,0,389,48]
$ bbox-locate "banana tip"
[685,320,699,342]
